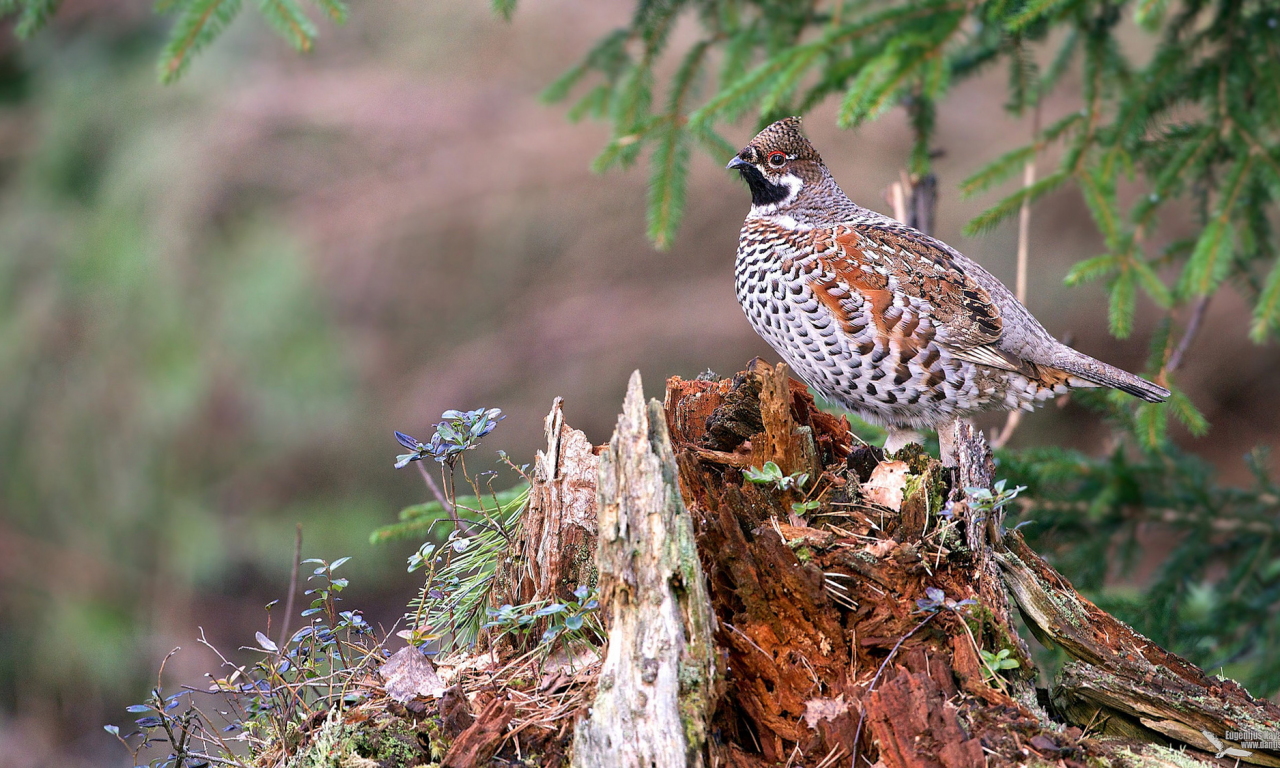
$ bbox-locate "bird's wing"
[803,223,1038,376]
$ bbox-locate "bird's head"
[727,116,828,214]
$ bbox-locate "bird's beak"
[726,156,750,171]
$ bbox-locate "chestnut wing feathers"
[807,223,1044,378]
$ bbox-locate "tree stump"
[363,363,1278,768]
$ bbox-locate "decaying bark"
[572,371,717,768]
[441,699,515,767]
[944,419,1042,716]
[865,667,984,768]
[666,363,1044,766]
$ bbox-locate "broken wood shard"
[488,396,599,651]
[863,460,910,512]
[1053,662,1280,767]
[441,698,516,768]
[572,371,716,768]
[526,397,600,601]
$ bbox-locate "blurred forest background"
[1,1,1278,765]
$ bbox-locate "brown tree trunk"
[486,396,599,654]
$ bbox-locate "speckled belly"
[734,246,1056,428]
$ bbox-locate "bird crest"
[742,117,823,164]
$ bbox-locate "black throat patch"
[737,165,791,207]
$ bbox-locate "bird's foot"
[883,429,925,456]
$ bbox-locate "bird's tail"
[1052,350,1170,403]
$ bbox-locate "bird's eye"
[768,152,787,168]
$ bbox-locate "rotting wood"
[659,363,1277,767]
[754,360,821,480]
[865,668,984,768]
[1053,661,1280,767]
[489,396,599,650]
[997,532,1224,683]
[438,683,474,738]
[668,365,1027,765]
[525,397,600,601]
[571,371,716,768]
[337,363,1280,768]
[945,420,1041,714]
[440,697,516,768]
[950,419,995,509]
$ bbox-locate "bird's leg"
[883,428,924,456]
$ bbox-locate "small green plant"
[965,479,1025,515]
[483,585,604,652]
[913,587,1017,689]
[790,499,821,516]
[394,408,505,470]
[108,402,575,765]
[914,586,974,614]
[980,648,1022,682]
[297,555,372,667]
[104,657,205,768]
[383,406,578,655]
[396,485,529,651]
[745,461,809,492]
[383,407,612,658]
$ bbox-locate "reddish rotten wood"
[665,364,1045,765]
[865,667,984,768]
[440,698,515,768]
[658,362,1278,767]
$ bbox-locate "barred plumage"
[727,117,1169,455]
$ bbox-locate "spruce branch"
[308,0,347,24]
[13,0,57,38]
[158,0,245,84]
[255,0,317,53]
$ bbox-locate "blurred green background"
[1,2,1277,765]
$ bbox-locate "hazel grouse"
[727,117,1169,460]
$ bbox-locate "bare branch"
[276,523,302,651]
[993,106,1040,451]
[1166,295,1210,374]
[416,461,475,535]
